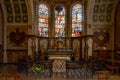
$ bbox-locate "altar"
[52,59,66,73]
[47,48,73,73]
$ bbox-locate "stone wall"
[0,3,2,45]
[115,1,120,50]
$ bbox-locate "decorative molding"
[9,27,26,46]
[94,30,110,47]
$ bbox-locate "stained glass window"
[55,5,65,37]
[38,4,48,37]
[72,4,83,37]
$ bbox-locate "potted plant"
[32,63,44,79]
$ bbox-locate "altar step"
[27,68,94,79]
[0,64,120,80]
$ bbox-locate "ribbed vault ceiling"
[0,0,118,24]
[93,0,114,24]
[4,0,28,23]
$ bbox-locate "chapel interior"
[0,0,120,80]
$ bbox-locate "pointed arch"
[72,3,83,37]
[37,3,49,37]
[54,4,65,37]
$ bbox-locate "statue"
[57,41,63,48]
[40,45,46,60]
[74,45,80,61]
[56,37,64,48]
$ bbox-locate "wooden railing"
[0,45,3,63]
[93,50,120,74]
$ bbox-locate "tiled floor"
[0,64,120,80]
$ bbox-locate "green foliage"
[32,64,44,76]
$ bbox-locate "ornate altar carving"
[47,48,73,60]
[53,60,66,73]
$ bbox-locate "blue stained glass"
[55,5,65,37]
[72,11,75,15]
[38,4,48,37]
[72,4,82,37]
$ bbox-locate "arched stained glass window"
[72,4,82,37]
[38,4,48,37]
[55,5,65,37]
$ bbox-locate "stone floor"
[0,64,120,80]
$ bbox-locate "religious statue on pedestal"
[57,37,64,48]
[57,41,63,48]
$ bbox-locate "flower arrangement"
[32,63,44,77]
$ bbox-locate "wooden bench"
[0,73,20,80]
[107,64,119,74]
[97,71,110,80]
